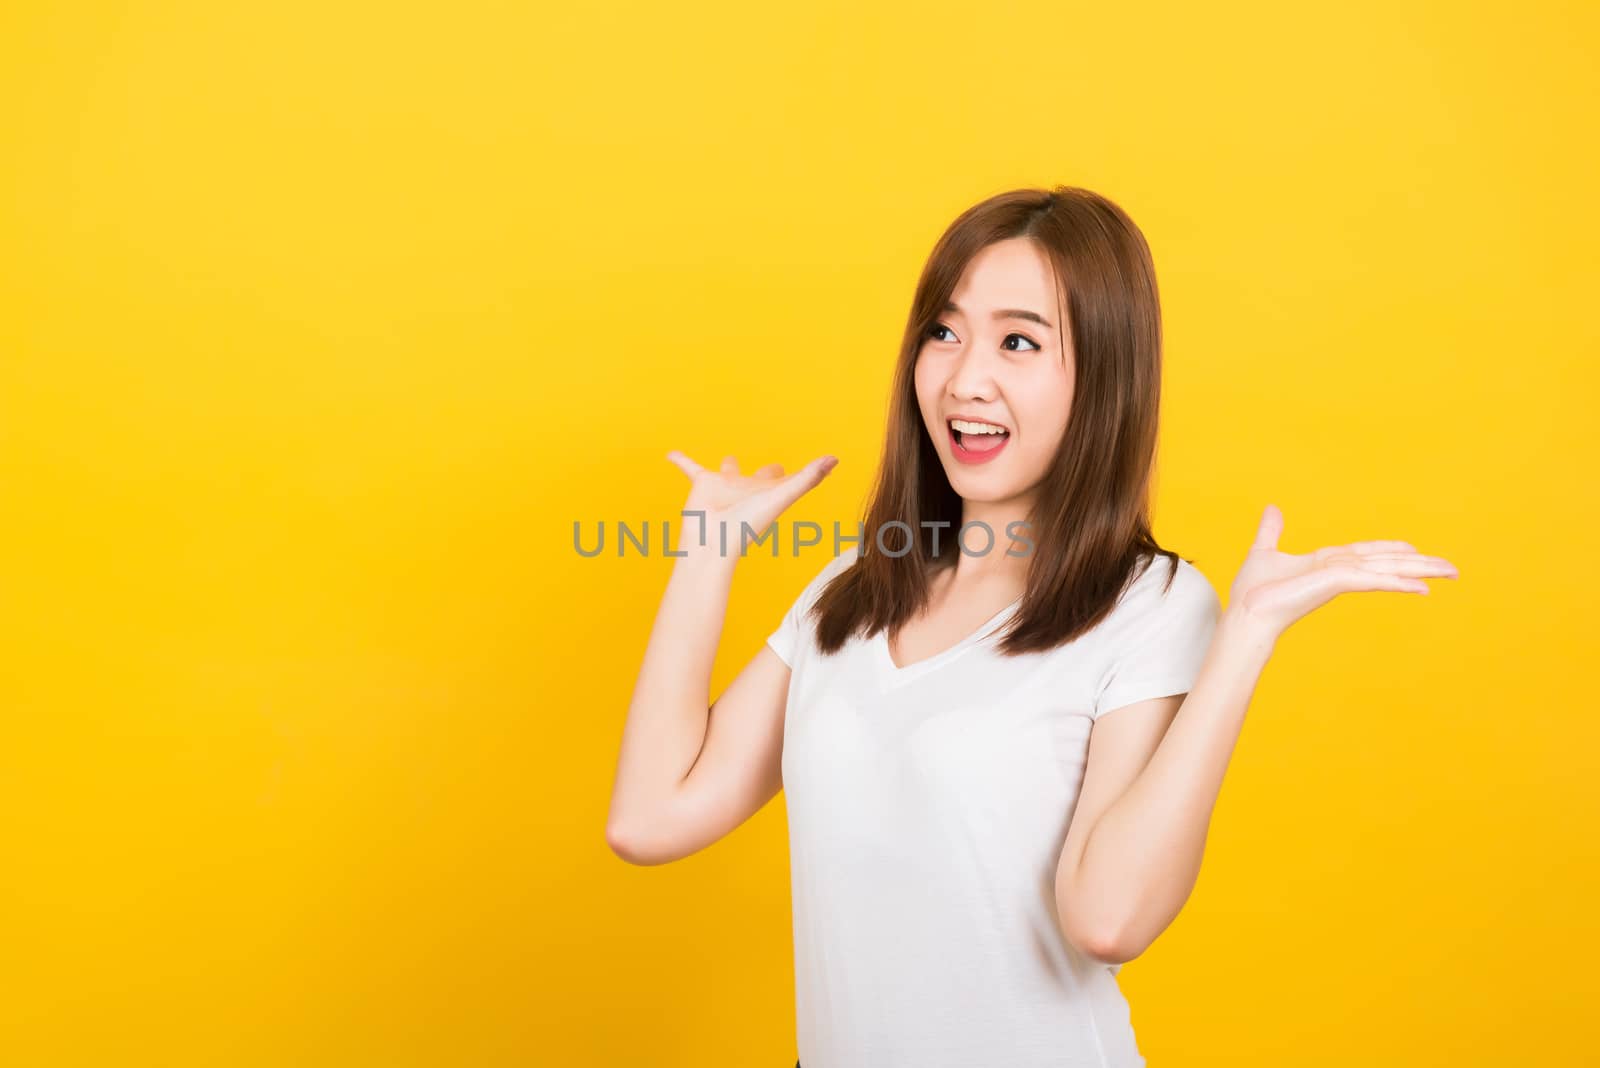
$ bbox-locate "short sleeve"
[765,552,856,668]
[1092,558,1222,720]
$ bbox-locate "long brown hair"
[810,184,1191,657]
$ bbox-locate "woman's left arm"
[1056,504,1459,964]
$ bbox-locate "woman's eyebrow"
[941,299,1055,331]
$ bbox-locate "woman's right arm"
[603,450,838,866]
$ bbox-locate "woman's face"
[913,237,1076,512]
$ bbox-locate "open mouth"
[948,420,1010,465]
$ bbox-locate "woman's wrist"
[1216,602,1279,667]
[669,539,741,582]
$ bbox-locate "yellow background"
[2,1,1594,1064]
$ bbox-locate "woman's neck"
[936,496,1035,590]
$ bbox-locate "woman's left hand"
[1226,504,1460,639]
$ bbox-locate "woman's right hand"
[665,450,839,561]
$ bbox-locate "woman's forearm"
[1067,607,1278,960]
[605,544,738,840]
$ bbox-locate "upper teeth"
[951,418,1008,435]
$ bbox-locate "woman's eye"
[925,324,1040,352]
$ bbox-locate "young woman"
[605,186,1458,1068]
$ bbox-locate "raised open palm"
[1228,504,1460,636]
[665,450,839,559]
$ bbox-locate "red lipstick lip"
[947,423,1010,465]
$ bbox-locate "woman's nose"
[946,343,1000,397]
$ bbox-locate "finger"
[1350,556,1459,578]
[720,455,740,476]
[1317,548,1455,574]
[757,454,838,513]
[1347,540,1419,555]
[666,450,707,479]
[1335,551,1458,573]
[1325,565,1432,595]
[753,463,785,479]
[1252,504,1284,552]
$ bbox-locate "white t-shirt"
[766,549,1221,1068]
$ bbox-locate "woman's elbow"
[1057,898,1137,965]
[1066,925,1131,966]
[606,820,663,866]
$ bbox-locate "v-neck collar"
[873,597,1022,691]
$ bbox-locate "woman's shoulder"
[786,549,861,611]
[1111,552,1222,627]
[818,549,861,582]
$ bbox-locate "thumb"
[1252,503,1284,552]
